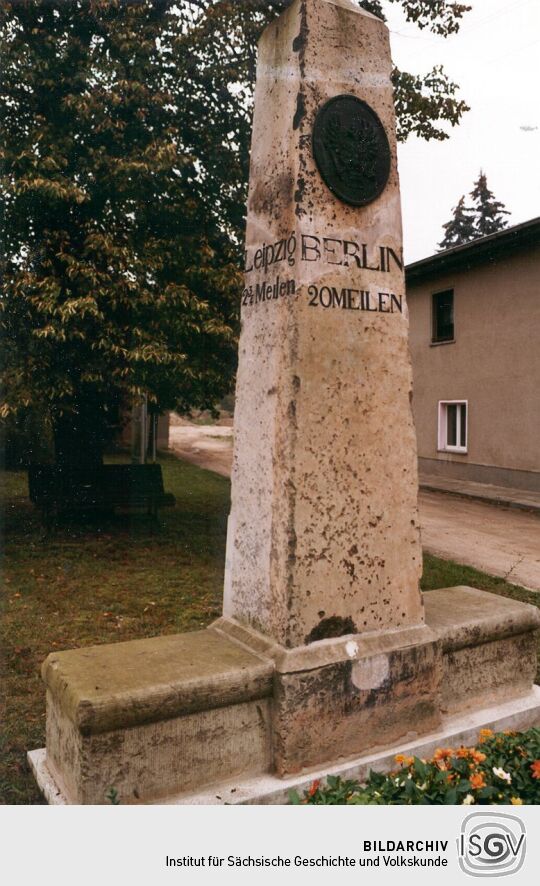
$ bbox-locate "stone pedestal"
[29,0,540,804]
[30,587,540,804]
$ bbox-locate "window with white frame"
[438,401,468,453]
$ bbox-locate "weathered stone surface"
[42,630,273,734]
[31,581,540,802]
[40,629,274,804]
[29,686,540,805]
[424,586,540,714]
[224,0,423,649]
[272,630,441,775]
[423,585,540,649]
[45,689,272,805]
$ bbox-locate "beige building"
[406,217,540,492]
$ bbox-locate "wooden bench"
[28,464,175,525]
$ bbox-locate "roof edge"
[406,217,540,285]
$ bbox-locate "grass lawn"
[1,454,538,804]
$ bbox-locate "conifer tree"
[438,172,511,251]
[470,170,510,237]
[438,196,477,250]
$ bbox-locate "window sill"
[430,339,455,347]
[437,448,468,455]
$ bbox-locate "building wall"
[407,246,540,490]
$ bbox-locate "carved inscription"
[308,286,402,313]
[242,230,404,315]
[244,232,403,275]
[242,277,296,306]
[241,279,403,314]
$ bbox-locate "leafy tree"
[470,170,511,237]
[1,0,471,467]
[439,172,511,250]
[1,0,240,468]
[438,195,476,250]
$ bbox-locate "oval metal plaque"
[312,94,391,207]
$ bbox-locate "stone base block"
[30,586,540,804]
[38,630,273,804]
[213,618,442,775]
[424,586,540,714]
[29,686,540,805]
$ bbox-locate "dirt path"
[168,424,540,591]
[169,423,233,478]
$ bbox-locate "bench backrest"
[28,464,166,504]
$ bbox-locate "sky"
[384,0,540,262]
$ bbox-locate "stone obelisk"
[224,0,423,647]
[217,0,441,771]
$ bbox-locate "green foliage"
[105,787,120,805]
[1,0,240,456]
[384,0,471,36]
[1,0,471,460]
[439,170,510,249]
[290,728,540,805]
[392,66,468,142]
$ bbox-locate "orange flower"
[511,797,523,805]
[457,747,471,759]
[470,773,486,790]
[395,754,414,767]
[433,747,453,761]
[531,760,540,780]
[471,750,487,764]
[308,780,320,797]
[479,729,493,743]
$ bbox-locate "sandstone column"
[224,0,424,649]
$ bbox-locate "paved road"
[169,424,540,591]
[419,490,540,591]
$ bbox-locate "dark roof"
[406,216,540,285]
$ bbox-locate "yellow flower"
[479,729,493,743]
[510,797,523,805]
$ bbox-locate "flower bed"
[290,728,540,805]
